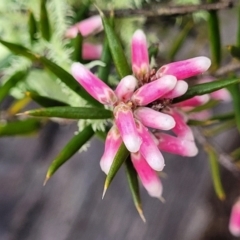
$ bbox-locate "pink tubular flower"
[71,29,211,199]
[66,15,103,38]
[229,198,240,237]
[66,15,103,60]
[131,152,162,198]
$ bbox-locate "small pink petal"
[229,199,240,237]
[82,43,102,60]
[163,80,188,98]
[114,102,142,153]
[164,108,194,141]
[134,107,175,130]
[136,120,165,171]
[155,133,198,157]
[156,56,211,80]
[66,15,103,38]
[115,75,138,102]
[100,125,122,174]
[131,152,163,198]
[131,29,150,80]
[131,75,177,106]
[175,95,210,108]
[71,63,117,105]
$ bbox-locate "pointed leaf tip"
[136,204,146,223]
[102,184,107,199]
[43,175,50,186]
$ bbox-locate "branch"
[90,1,234,18]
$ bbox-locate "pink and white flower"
[71,29,211,199]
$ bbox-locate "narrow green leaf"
[228,84,240,133]
[0,70,29,103]
[187,119,218,126]
[228,45,240,61]
[173,78,240,103]
[0,54,12,69]
[0,39,37,61]
[103,142,129,197]
[101,12,131,78]
[71,34,83,62]
[38,56,102,106]
[125,158,145,222]
[24,106,113,119]
[168,21,193,61]
[45,126,94,182]
[28,10,38,44]
[207,2,221,70]
[74,0,90,22]
[97,37,112,83]
[204,144,225,200]
[26,92,68,107]
[0,119,41,136]
[40,0,51,41]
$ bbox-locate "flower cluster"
[71,29,211,199]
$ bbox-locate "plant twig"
[90,1,234,18]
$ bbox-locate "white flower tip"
[133,29,146,41]
[161,75,177,88]
[199,94,211,104]
[229,226,240,237]
[71,62,85,76]
[186,142,199,157]
[197,56,211,71]
[147,181,163,199]
[124,136,142,153]
[162,115,176,130]
[100,160,110,175]
[177,80,188,95]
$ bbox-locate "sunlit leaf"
[23,106,113,119]
[45,125,94,183]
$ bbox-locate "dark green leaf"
[207,3,221,70]
[210,112,235,121]
[228,84,240,133]
[237,5,240,47]
[103,142,129,197]
[0,70,29,103]
[173,78,240,103]
[71,34,83,62]
[26,92,68,107]
[125,158,145,222]
[28,10,38,44]
[0,39,37,61]
[24,106,113,119]
[204,144,225,200]
[0,119,41,136]
[97,37,112,83]
[45,125,94,182]
[148,44,159,60]
[40,0,51,41]
[101,12,131,78]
